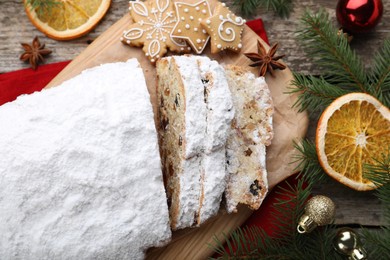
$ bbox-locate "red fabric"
[244,179,284,236]
[0,18,290,250]
[242,175,302,235]
[0,61,70,106]
[246,19,269,44]
[213,175,301,257]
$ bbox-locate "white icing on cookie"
[122,0,190,62]
[218,14,245,42]
[200,2,245,53]
[170,0,212,54]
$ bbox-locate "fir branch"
[297,9,368,92]
[292,139,329,185]
[362,185,390,257]
[271,178,311,238]
[210,179,344,259]
[299,225,343,260]
[364,149,390,222]
[210,179,309,259]
[290,74,349,113]
[25,0,59,14]
[363,149,390,189]
[233,0,259,18]
[233,0,293,18]
[262,0,293,18]
[369,38,390,107]
[362,150,390,258]
[362,226,390,259]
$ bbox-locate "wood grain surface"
[42,0,308,256]
[0,0,388,231]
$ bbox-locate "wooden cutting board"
[46,1,309,258]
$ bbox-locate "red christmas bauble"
[336,0,383,33]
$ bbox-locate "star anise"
[244,40,286,77]
[20,36,52,70]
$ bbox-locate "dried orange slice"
[316,93,390,191]
[24,0,111,40]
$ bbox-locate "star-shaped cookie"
[121,0,191,63]
[200,2,246,54]
[171,0,212,54]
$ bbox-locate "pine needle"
[291,9,389,113]
[369,38,390,107]
[209,179,343,259]
[261,0,293,18]
[364,148,390,188]
[289,74,349,113]
[362,226,390,259]
[233,0,293,18]
[25,0,59,14]
[364,148,390,220]
[292,139,329,185]
[362,150,390,257]
[297,9,368,92]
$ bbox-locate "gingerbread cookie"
[121,0,191,63]
[200,2,246,54]
[170,0,212,54]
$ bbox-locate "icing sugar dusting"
[167,56,205,229]
[0,59,171,259]
[197,57,234,223]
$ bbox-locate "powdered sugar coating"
[176,155,202,229]
[196,57,234,223]
[0,59,171,259]
[172,56,207,159]
[164,56,206,229]
[197,57,234,152]
[161,56,233,228]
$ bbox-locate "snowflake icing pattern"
[121,0,189,63]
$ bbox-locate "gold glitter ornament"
[333,227,367,260]
[297,195,335,233]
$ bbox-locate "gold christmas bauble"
[333,227,367,259]
[297,195,335,233]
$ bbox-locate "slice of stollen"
[196,57,234,225]
[156,55,234,229]
[156,56,206,230]
[224,65,274,213]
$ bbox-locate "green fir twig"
[210,179,344,259]
[233,0,293,18]
[290,74,349,113]
[297,9,368,91]
[290,9,390,112]
[210,179,310,259]
[292,139,328,185]
[25,0,59,15]
[364,148,390,188]
[369,38,390,106]
[362,149,390,258]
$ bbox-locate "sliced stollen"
[224,65,274,213]
[156,55,206,230]
[196,56,234,225]
[0,59,171,260]
[156,55,233,229]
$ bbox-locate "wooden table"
[1,0,388,233]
